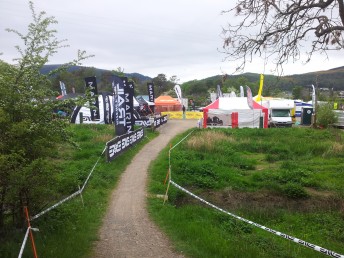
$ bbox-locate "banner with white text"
[106,127,145,162]
[85,76,100,121]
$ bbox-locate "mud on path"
[92,120,196,258]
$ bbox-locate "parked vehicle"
[263,99,295,127]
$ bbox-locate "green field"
[148,127,344,258]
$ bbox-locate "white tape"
[170,181,344,258]
[80,152,104,192]
[170,130,195,151]
[30,146,106,221]
[18,227,30,258]
[30,190,81,221]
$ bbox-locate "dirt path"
[92,120,196,258]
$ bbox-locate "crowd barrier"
[165,130,344,258]
[161,111,203,120]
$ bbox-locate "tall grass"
[148,127,344,257]
[1,124,157,258]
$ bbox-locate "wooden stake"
[24,206,38,258]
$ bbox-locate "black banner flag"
[147,82,155,113]
[85,76,100,121]
[112,76,126,136]
[124,79,134,133]
[147,82,155,102]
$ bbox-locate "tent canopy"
[154,95,181,112]
[204,97,266,111]
[203,97,268,128]
[155,95,181,105]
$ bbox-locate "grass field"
[0,124,157,258]
[148,127,344,258]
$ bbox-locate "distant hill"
[40,64,152,83]
[41,64,344,94]
[196,67,344,91]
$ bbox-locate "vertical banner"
[240,86,244,97]
[147,82,155,113]
[216,85,223,99]
[256,74,264,102]
[124,78,134,133]
[112,76,126,136]
[147,82,155,102]
[174,85,182,103]
[85,76,100,121]
[59,81,67,96]
[102,92,112,124]
[246,86,253,109]
[311,84,316,113]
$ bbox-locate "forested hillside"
[40,64,344,106]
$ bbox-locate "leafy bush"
[282,183,309,199]
[317,103,338,128]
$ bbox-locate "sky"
[1,0,344,83]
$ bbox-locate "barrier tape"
[30,189,81,221]
[170,180,344,258]
[80,146,106,192]
[31,146,106,221]
[170,130,195,151]
[18,227,30,258]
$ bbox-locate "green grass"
[148,127,344,257]
[0,124,157,258]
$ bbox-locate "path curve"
[92,120,196,258]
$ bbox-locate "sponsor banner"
[153,115,168,128]
[135,118,151,127]
[124,78,134,133]
[174,85,182,103]
[216,85,223,99]
[59,81,67,96]
[106,127,145,162]
[112,76,126,136]
[135,115,168,128]
[147,82,155,103]
[246,86,253,109]
[85,76,100,120]
[102,93,112,124]
[161,111,203,120]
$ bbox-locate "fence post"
[24,206,38,258]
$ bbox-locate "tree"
[222,1,344,73]
[0,2,90,227]
[152,73,169,96]
[292,86,303,99]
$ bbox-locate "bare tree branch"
[221,0,344,74]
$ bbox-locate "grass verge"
[1,124,157,258]
[148,127,344,258]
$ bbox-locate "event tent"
[154,95,182,112]
[203,97,268,128]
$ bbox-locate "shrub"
[282,183,309,199]
[317,103,338,128]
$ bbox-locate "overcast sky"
[1,0,344,83]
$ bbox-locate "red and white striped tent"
[203,97,268,128]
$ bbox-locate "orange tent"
[154,95,182,112]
